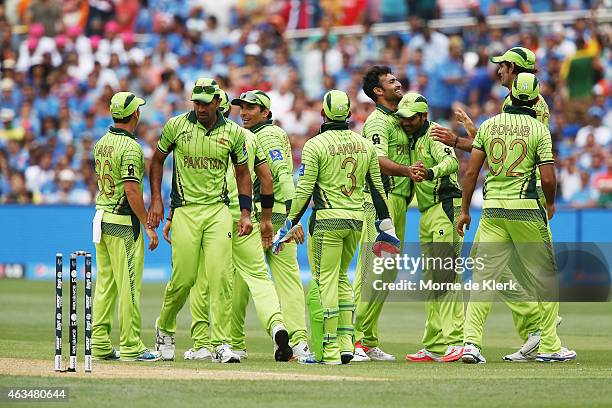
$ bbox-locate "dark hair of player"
[362,65,393,103]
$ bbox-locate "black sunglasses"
[193,85,217,94]
[240,91,261,104]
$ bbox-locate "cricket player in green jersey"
[431,46,560,362]
[353,66,419,362]
[231,90,311,359]
[92,91,161,362]
[393,93,465,363]
[164,90,293,362]
[148,78,253,363]
[458,73,576,363]
[273,90,400,364]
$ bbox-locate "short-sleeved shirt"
[94,127,145,215]
[249,120,295,207]
[157,111,248,208]
[472,106,554,207]
[289,122,387,222]
[225,126,267,221]
[362,104,412,198]
[407,121,461,212]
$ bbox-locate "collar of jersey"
[503,104,537,118]
[187,110,226,134]
[250,119,273,134]
[109,126,136,139]
[319,121,349,133]
[376,104,396,115]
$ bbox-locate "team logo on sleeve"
[298,164,305,176]
[269,149,284,161]
[128,164,135,177]
[243,143,247,155]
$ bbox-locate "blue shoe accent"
[135,349,161,362]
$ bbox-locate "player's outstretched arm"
[458,148,485,237]
[430,126,473,152]
[254,161,274,248]
[125,180,158,251]
[235,162,253,236]
[148,148,168,228]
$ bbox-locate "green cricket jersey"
[407,121,461,212]
[250,120,295,210]
[472,105,554,206]
[94,127,144,215]
[157,111,248,208]
[363,105,412,197]
[225,126,267,221]
[289,122,388,223]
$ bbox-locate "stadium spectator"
[575,106,611,147]
[570,171,598,208]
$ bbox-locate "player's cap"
[191,78,220,103]
[491,47,536,70]
[231,90,271,109]
[587,106,604,118]
[511,72,540,101]
[109,91,145,119]
[322,89,351,121]
[396,92,428,118]
[219,89,231,114]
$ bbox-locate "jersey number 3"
[341,157,357,197]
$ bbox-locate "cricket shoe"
[461,344,486,364]
[272,326,293,362]
[93,348,120,361]
[405,349,441,362]
[234,349,248,359]
[352,343,371,362]
[440,345,463,362]
[503,331,540,362]
[535,347,577,362]
[155,318,175,361]
[184,347,212,361]
[121,349,161,362]
[365,346,396,361]
[213,344,241,363]
[341,353,354,364]
[296,355,318,365]
[292,341,314,361]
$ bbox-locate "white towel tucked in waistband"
[92,209,104,244]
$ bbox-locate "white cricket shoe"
[213,344,241,363]
[503,331,540,362]
[366,347,396,361]
[536,347,577,362]
[155,318,175,361]
[292,341,314,360]
[462,344,486,364]
[272,326,293,362]
[352,346,371,362]
[234,349,248,359]
[184,347,212,361]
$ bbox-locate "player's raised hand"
[238,213,253,236]
[145,227,159,251]
[162,220,172,244]
[456,212,471,238]
[455,107,477,138]
[260,218,274,249]
[147,197,164,229]
[430,126,458,147]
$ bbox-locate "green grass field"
[1,280,611,407]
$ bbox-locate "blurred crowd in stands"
[0,0,610,208]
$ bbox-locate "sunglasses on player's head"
[239,91,263,104]
[193,85,217,94]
